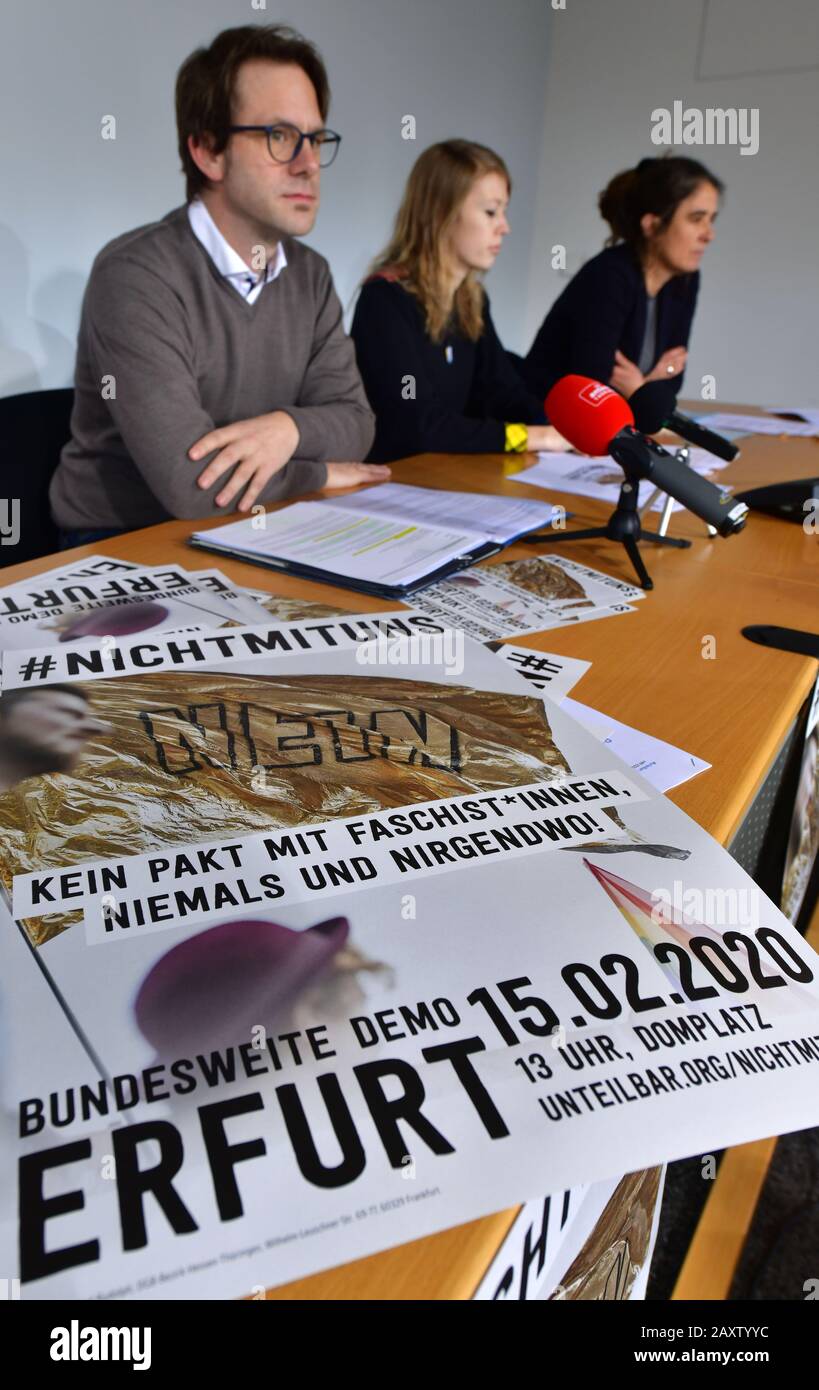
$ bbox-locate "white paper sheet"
[192,501,490,588]
[561,699,710,793]
[492,645,591,703]
[329,482,562,543]
[764,406,819,428]
[696,413,819,438]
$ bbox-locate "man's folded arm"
[281,263,376,462]
[85,261,326,519]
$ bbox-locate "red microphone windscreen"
[544,375,634,456]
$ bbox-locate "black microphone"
[609,428,747,537]
[630,380,740,462]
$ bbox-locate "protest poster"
[490,644,591,701]
[1,615,818,1300]
[781,678,819,926]
[408,555,641,642]
[473,1168,665,1301]
[0,566,269,653]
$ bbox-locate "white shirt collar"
[187,197,287,300]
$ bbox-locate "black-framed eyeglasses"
[227,122,342,167]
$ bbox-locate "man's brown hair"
[176,24,331,202]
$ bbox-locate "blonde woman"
[351,140,568,463]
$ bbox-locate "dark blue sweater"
[518,244,700,397]
[351,276,546,463]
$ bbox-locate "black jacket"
[351,276,546,462]
[517,243,699,397]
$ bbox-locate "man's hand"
[322,462,392,489]
[645,346,687,384]
[189,410,301,511]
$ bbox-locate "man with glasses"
[51,25,386,545]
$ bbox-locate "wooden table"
[8,410,819,1298]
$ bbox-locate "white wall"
[4,1,817,410]
[523,0,819,406]
[0,0,551,396]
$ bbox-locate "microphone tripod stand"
[521,436,691,590]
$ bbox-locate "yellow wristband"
[505,423,529,453]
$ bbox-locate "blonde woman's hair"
[368,139,511,343]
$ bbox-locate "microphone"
[615,430,746,537]
[544,375,747,537]
[629,379,740,462]
[544,375,633,456]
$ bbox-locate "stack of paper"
[189,484,565,598]
[2,606,817,1304]
[0,555,272,657]
[409,553,644,641]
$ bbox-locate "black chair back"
[0,387,74,567]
